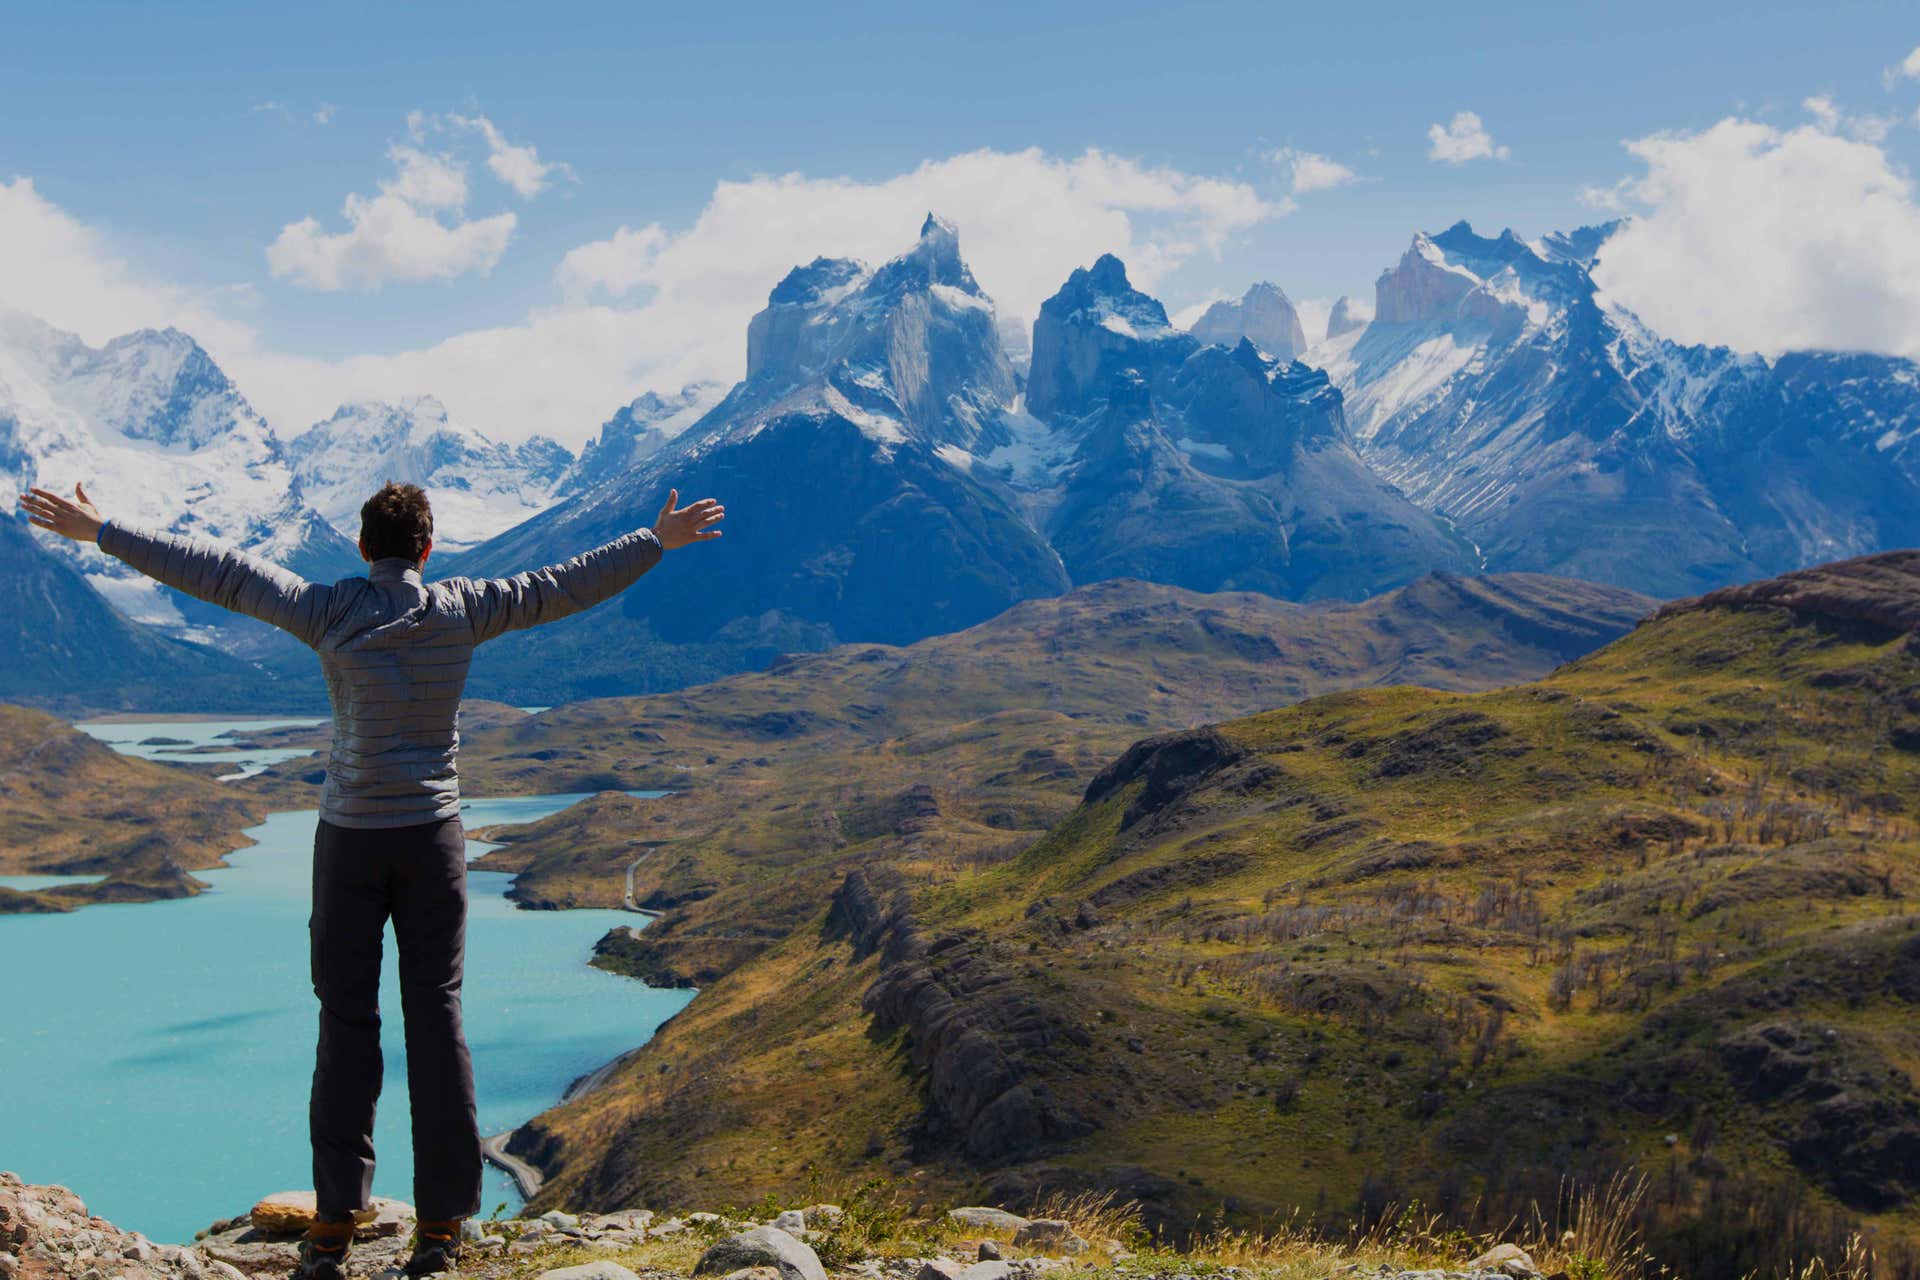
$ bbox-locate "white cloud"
[1427,111,1509,164]
[1888,44,1920,83]
[0,177,253,352]
[446,113,571,198]
[8,147,1278,449]
[1269,147,1358,194]
[265,143,513,291]
[545,144,1279,385]
[313,103,336,126]
[1591,116,1920,359]
[1802,93,1895,142]
[1169,293,1230,330]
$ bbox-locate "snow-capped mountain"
[0,310,358,631]
[453,218,1472,664]
[286,397,573,550]
[1027,255,1474,597]
[559,383,724,497]
[451,214,1069,646]
[1186,282,1310,361]
[1308,220,1920,595]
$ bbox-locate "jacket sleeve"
[96,520,334,648]
[456,528,664,645]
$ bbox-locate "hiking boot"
[291,1217,354,1280]
[403,1220,464,1277]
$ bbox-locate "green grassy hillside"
[508,553,1920,1280]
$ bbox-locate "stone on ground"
[1011,1219,1088,1255]
[916,1259,967,1280]
[245,1190,411,1238]
[946,1208,1028,1234]
[535,1262,642,1280]
[977,1240,1004,1262]
[1467,1244,1540,1278]
[694,1225,828,1280]
[772,1210,807,1233]
[957,1263,1013,1280]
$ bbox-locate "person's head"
[358,481,434,567]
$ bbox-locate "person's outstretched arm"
[460,488,724,644]
[18,483,334,647]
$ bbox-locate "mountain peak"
[1188,281,1309,361]
[919,211,958,244]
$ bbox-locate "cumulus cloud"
[1269,147,1359,193]
[313,103,336,126]
[548,144,1279,374]
[1591,116,1920,359]
[441,112,571,198]
[265,143,514,291]
[1427,111,1509,164]
[0,176,253,352]
[11,147,1278,448]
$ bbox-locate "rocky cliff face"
[450,216,1068,649]
[1027,256,1474,600]
[560,385,721,497]
[1186,282,1309,361]
[832,868,1094,1162]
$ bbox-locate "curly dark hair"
[359,481,434,563]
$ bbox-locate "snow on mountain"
[1186,282,1310,361]
[1024,255,1474,598]
[1305,220,1920,594]
[285,397,574,549]
[559,383,725,497]
[451,214,1068,648]
[0,310,358,630]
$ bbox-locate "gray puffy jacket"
[98,521,663,829]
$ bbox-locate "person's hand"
[651,489,725,551]
[18,483,106,543]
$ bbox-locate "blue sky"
[4,0,1920,445]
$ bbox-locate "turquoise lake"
[0,726,691,1243]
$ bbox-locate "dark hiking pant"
[309,815,482,1222]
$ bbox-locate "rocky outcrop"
[833,869,1093,1162]
[1718,1021,1920,1212]
[0,1174,212,1280]
[1186,283,1309,361]
[1082,725,1247,830]
[1652,550,1920,639]
[1190,282,1313,360]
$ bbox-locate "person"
[17,479,724,1278]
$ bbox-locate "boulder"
[945,1208,1028,1234]
[246,1191,410,1238]
[916,1260,967,1280]
[540,1209,585,1235]
[1468,1244,1540,1277]
[957,1264,1012,1280]
[978,1241,1004,1262]
[694,1226,828,1280]
[536,1264,643,1280]
[723,1270,785,1280]
[800,1205,843,1229]
[1011,1219,1087,1255]
[772,1210,808,1233]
